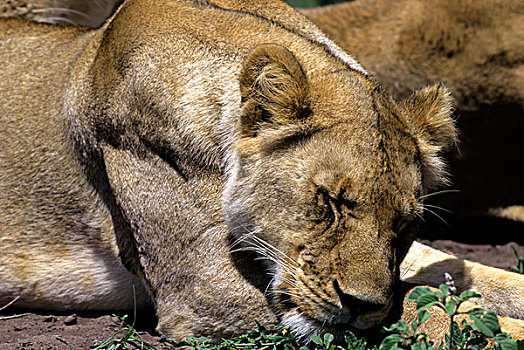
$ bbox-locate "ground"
[1,226,523,349]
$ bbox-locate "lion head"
[223,44,457,339]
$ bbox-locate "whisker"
[92,0,109,9]
[37,16,78,25]
[242,244,298,278]
[264,275,276,296]
[248,234,299,265]
[228,234,250,250]
[423,203,454,214]
[244,237,299,275]
[414,211,426,222]
[419,189,459,200]
[31,7,91,19]
[229,244,255,254]
[229,226,305,299]
[423,207,451,227]
[269,289,305,302]
[263,271,304,299]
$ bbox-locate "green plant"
[310,333,337,350]
[176,322,304,349]
[89,313,159,350]
[509,245,524,274]
[57,313,159,350]
[178,274,523,350]
[176,323,376,350]
[92,286,158,350]
[310,331,378,350]
[380,274,518,350]
[60,275,522,350]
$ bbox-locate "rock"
[63,314,77,326]
[43,315,57,323]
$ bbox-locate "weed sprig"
[509,245,524,274]
[58,286,159,350]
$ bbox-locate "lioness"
[0,0,523,343]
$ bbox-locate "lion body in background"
[0,0,523,343]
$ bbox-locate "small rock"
[43,315,57,323]
[63,314,77,325]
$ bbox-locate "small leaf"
[379,334,403,350]
[418,309,430,324]
[469,308,501,335]
[408,287,433,302]
[439,284,449,297]
[344,330,357,345]
[383,320,409,334]
[411,317,420,332]
[472,322,495,338]
[451,322,462,346]
[498,339,518,350]
[459,290,481,301]
[311,335,323,345]
[412,342,425,350]
[416,293,439,310]
[412,310,431,331]
[324,333,334,345]
[445,299,457,316]
[469,317,495,338]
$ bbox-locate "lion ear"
[238,44,310,138]
[401,84,458,189]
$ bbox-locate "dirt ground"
[1,233,523,349]
[0,313,169,349]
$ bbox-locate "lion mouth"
[280,303,390,343]
[278,291,394,343]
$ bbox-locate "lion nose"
[333,279,387,317]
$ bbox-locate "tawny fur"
[3,0,523,217]
[301,0,524,217]
[1,0,523,343]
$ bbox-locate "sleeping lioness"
[0,0,523,343]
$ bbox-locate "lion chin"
[281,301,393,342]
